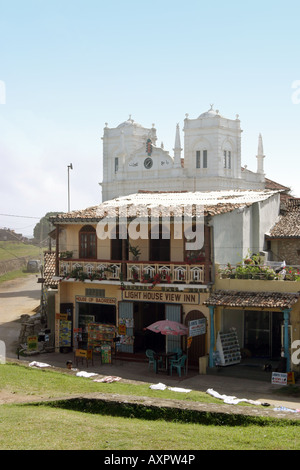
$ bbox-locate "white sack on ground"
[29,361,52,368]
[206,388,262,405]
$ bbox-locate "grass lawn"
[0,241,43,283]
[0,362,300,450]
[0,241,41,262]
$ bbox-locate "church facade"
[100,107,266,202]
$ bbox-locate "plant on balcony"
[284,266,300,281]
[141,271,171,288]
[130,266,139,283]
[59,251,73,259]
[184,249,205,264]
[218,263,236,279]
[218,253,277,280]
[141,272,154,284]
[63,266,108,282]
[129,244,141,261]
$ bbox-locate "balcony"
[58,258,211,285]
[217,262,300,281]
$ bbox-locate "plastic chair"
[146,349,162,373]
[170,354,187,377]
[171,347,182,360]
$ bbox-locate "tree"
[33,212,63,245]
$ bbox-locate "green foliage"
[33,212,62,244]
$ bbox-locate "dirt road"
[0,275,40,357]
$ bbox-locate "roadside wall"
[0,257,30,276]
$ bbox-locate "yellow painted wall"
[59,222,186,263]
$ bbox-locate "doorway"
[134,302,165,352]
[185,310,207,366]
[244,310,283,359]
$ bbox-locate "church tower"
[256,133,265,175]
[100,108,266,201]
[182,106,243,190]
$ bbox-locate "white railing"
[59,259,207,284]
[127,262,205,284]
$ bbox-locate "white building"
[100,107,266,202]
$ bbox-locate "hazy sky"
[1,0,300,236]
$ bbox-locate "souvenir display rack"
[87,323,115,363]
[216,329,241,366]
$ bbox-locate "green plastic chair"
[171,347,183,360]
[170,354,187,377]
[146,349,162,373]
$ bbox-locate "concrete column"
[209,305,215,367]
[283,308,291,372]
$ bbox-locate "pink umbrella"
[146,319,188,336]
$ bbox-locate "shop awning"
[203,290,300,309]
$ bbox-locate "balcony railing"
[217,262,300,281]
[59,259,210,284]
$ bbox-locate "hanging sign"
[189,318,206,337]
[118,324,126,335]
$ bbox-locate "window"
[79,225,97,259]
[203,150,208,168]
[150,222,170,261]
[196,151,201,168]
[196,150,208,168]
[115,157,119,173]
[224,150,231,169]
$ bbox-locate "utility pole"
[67,163,73,212]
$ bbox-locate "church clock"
[144,157,153,169]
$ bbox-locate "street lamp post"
[67,163,73,212]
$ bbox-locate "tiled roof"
[50,189,280,223]
[43,251,58,288]
[268,199,300,238]
[203,290,300,309]
[265,178,291,192]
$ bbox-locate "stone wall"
[0,257,30,276]
[271,239,300,266]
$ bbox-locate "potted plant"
[129,244,141,261]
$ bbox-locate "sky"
[1,0,300,237]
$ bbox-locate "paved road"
[0,275,40,356]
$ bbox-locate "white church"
[100,106,266,202]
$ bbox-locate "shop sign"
[56,313,68,320]
[271,372,289,385]
[27,335,38,352]
[76,295,116,305]
[189,318,206,337]
[122,290,199,304]
[118,324,126,335]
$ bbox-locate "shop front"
[204,290,300,372]
[119,287,210,366]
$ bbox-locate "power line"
[0,213,41,219]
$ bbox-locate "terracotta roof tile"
[50,190,280,223]
[268,199,300,238]
[204,290,300,309]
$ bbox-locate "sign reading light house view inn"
[122,289,200,304]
